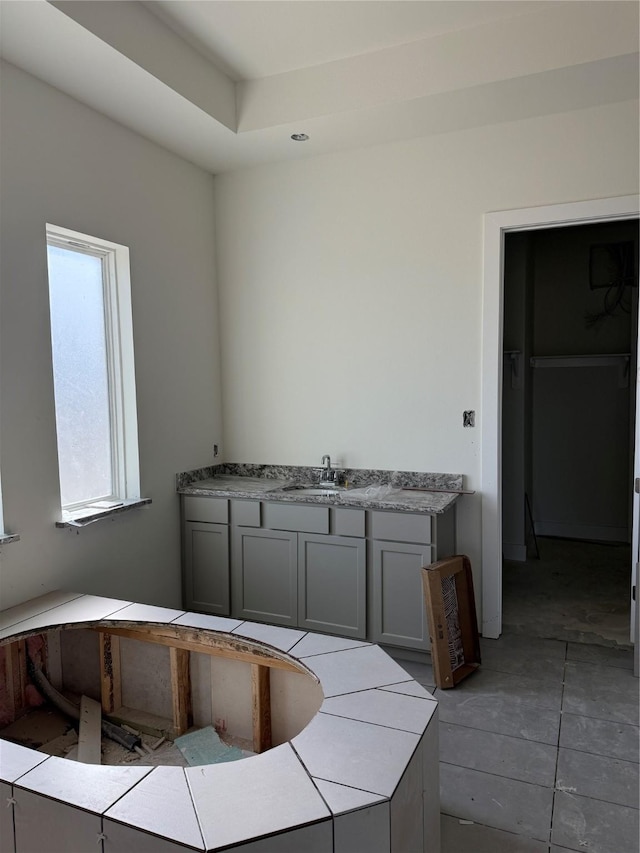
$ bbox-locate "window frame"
[46,224,141,517]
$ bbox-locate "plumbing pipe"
[26,655,141,752]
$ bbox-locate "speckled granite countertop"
[177,464,465,514]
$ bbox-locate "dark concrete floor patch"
[503,537,632,648]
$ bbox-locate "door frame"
[481,194,640,640]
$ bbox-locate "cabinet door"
[183,522,230,615]
[298,534,367,639]
[371,540,433,650]
[231,527,298,626]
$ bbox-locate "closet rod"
[529,354,630,369]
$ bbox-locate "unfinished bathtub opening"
[0,623,323,767]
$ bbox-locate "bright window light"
[46,225,140,514]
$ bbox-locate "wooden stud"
[4,640,26,722]
[99,633,122,714]
[169,646,192,736]
[251,664,272,754]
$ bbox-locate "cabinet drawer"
[231,499,261,527]
[262,502,329,534]
[371,511,432,544]
[331,507,365,538]
[183,496,229,524]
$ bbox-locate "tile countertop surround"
[176,463,465,515]
[0,592,440,853]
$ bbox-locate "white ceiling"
[0,1,638,175]
[147,1,551,80]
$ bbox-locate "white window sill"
[0,532,21,544]
[55,498,151,529]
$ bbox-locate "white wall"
[213,99,639,595]
[0,62,223,610]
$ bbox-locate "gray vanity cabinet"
[182,496,230,615]
[371,539,433,650]
[297,533,367,638]
[231,527,298,626]
[182,492,456,653]
[231,503,367,637]
[370,510,437,651]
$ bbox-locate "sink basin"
[279,484,345,497]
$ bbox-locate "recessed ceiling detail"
[0,1,637,174]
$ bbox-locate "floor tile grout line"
[439,759,557,792]
[438,717,560,748]
[440,811,559,850]
[436,726,563,752]
[549,644,569,849]
[556,743,640,765]
[436,691,563,715]
[553,787,640,813]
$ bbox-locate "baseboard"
[533,521,629,543]
[503,543,528,561]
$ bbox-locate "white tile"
[390,746,423,853]
[420,718,440,848]
[0,739,49,783]
[313,779,386,815]
[186,743,330,850]
[103,820,201,853]
[13,789,101,853]
[231,622,306,652]
[172,612,244,632]
[16,754,151,813]
[290,632,369,658]
[303,646,413,697]
[105,767,203,849]
[0,781,14,853]
[0,591,83,632]
[0,595,132,641]
[379,680,436,700]
[292,712,420,797]
[334,802,391,853]
[223,820,333,852]
[321,688,436,734]
[106,603,186,623]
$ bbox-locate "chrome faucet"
[319,455,337,486]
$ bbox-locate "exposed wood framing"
[4,640,27,722]
[93,624,305,674]
[169,647,192,736]
[99,633,122,714]
[251,664,272,754]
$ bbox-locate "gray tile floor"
[392,634,639,853]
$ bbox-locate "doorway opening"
[501,220,638,648]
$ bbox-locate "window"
[46,225,140,517]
